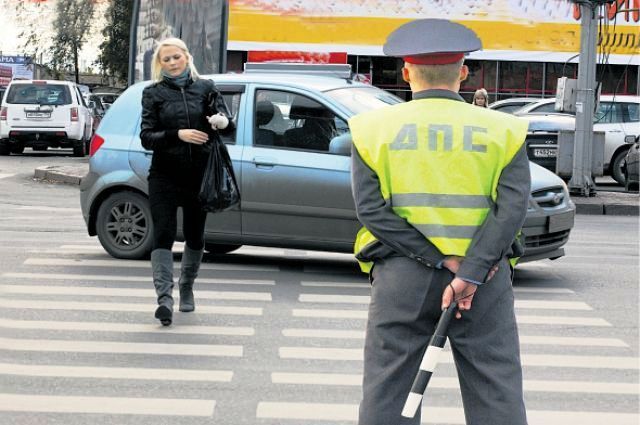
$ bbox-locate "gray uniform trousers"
[358,256,527,425]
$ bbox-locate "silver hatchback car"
[80,73,575,262]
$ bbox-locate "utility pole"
[569,2,598,196]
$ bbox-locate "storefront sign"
[228,0,639,64]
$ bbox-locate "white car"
[488,97,541,114]
[0,80,93,156]
[516,95,640,184]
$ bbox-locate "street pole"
[569,3,598,196]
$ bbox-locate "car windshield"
[6,83,71,106]
[325,87,404,115]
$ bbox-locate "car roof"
[131,73,370,93]
[489,97,541,107]
[7,79,75,86]
[518,113,576,131]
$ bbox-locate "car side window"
[623,103,638,123]
[254,89,347,153]
[531,103,557,114]
[219,91,242,145]
[595,102,624,124]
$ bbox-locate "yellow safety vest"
[349,98,528,273]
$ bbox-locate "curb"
[574,202,639,216]
[34,166,84,185]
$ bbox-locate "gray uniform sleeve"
[457,144,531,283]
[351,145,445,268]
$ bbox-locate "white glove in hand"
[208,113,229,130]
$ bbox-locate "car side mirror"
[329,133,352,156]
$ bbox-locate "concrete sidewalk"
[34,164,639,216]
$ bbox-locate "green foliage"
[97,0,133,85]
[49,0,96,83]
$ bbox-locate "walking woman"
[140,38,234,326]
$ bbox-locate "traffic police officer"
[349,19,530,425]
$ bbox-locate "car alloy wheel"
[96,191,153,259]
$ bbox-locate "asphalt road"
[0,153,638,425]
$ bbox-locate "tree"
[14,0,56,63]
[49,0,96,83]
[97,0,133,85]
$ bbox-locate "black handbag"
[198,139,240,212]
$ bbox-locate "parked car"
[488,97,542,114]
[518,113,576,172]
[88,94,106,135]
[80,73,575,264]
[0,80,93,156]
[92,92,121,110]
[516,95,639,184]
[623,135,639,192]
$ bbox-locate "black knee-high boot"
[178,246,204,312]
[151,249,174,326]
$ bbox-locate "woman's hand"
[178,129,209,145]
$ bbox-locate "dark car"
[518,113,576,172]
[623,135,639,192]
[88,95,106,135]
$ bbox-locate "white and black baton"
[401,301,458,418]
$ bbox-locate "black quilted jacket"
[140,77,233,180]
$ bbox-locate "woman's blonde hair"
[151,37,200,82]
[473,88,489,107]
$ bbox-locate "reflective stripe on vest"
[349,98,528,273]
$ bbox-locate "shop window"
[499,62,529,95]
[545,63,577,95]
[461,60,482,91]
[483,61,498,92]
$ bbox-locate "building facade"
[225,0,639,101]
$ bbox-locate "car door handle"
[252,156,277,168]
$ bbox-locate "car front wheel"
[611,148,629,186]
[96,191,153,259]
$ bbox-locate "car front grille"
[531,186,566,209]
[525,229,571,248]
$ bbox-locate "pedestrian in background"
[349,19,530,425]
[472,88,489,107]
[140,37,234,326]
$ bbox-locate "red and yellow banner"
[229,0,639,59]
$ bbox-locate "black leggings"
[148,176,208,251]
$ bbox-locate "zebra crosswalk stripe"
[255,402,639,424]
[278,346,639,369]
[0,318,255,336]
[0,284,272,301]
[270,373,639,395]
[3,272,275,286]
[291,308,612,326]
[0,337,243,357]
[281,328,628,347]
[0,393,216,416]
[298,294,591,310]
[0,362,233,382]
[23,257,279,272]
[1,299,263,316]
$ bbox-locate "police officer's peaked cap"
[383,19,482,65]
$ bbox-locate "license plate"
[548,211,574,233]
[533,148,557,158]
[26,112,51,118]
